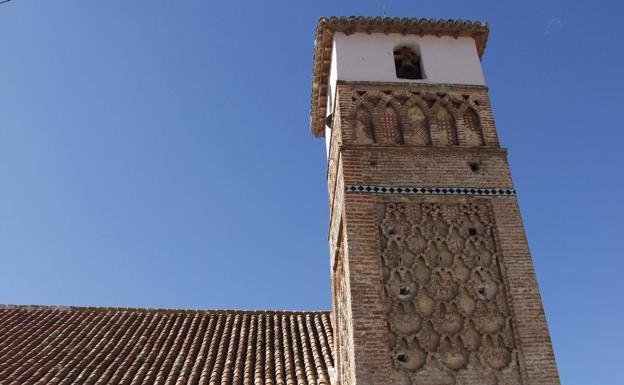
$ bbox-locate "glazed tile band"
[345,185,516,196]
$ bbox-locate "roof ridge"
[0,304,331,314]
[318,15,489,28]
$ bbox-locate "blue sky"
[1,1,622,384]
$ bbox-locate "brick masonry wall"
[326,82,560,385]
[490,198,560,385]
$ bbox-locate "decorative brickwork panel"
[337,83,501,148]
[405,105,430,145]
[379,200,524,385]
[463,108,485,146]
[354,106,375,144]
[436,107,458,146]
[378,106,403,144]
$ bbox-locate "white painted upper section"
[325,45,339,156]
[323,32,486,154]
[331,32,485,86]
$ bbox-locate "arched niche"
[353,105,375,144]
[377,105,403,145]
[463,108,485,146]
[436,107,458,146]
[404,104,430,145]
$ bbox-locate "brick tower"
[310,17,560,385]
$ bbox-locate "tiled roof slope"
[0,305,335,385]
[310,16,490,137]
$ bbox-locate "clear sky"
[1,1,622,384]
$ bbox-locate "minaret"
[310,17,560,385]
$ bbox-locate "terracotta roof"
[0,305,335,385]
[309,16,490,137]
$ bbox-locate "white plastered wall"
[325,45,339,156]
[332,32,485,86]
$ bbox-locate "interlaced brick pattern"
[346,86,491,148]
[380,201,523,384]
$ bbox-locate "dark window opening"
[325,113,334,129]
[394,47,423,80]
[396,353,408,363]
[468,227,477,236]
[469,162,480,172]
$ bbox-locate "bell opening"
[394,46,423,80]
[325,113,334,129]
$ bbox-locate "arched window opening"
[436,107,458,145]
[394,46,423,80]
[377,106,403,144]
[463,108,485,146]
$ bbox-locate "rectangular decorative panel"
[379,199,525,385]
